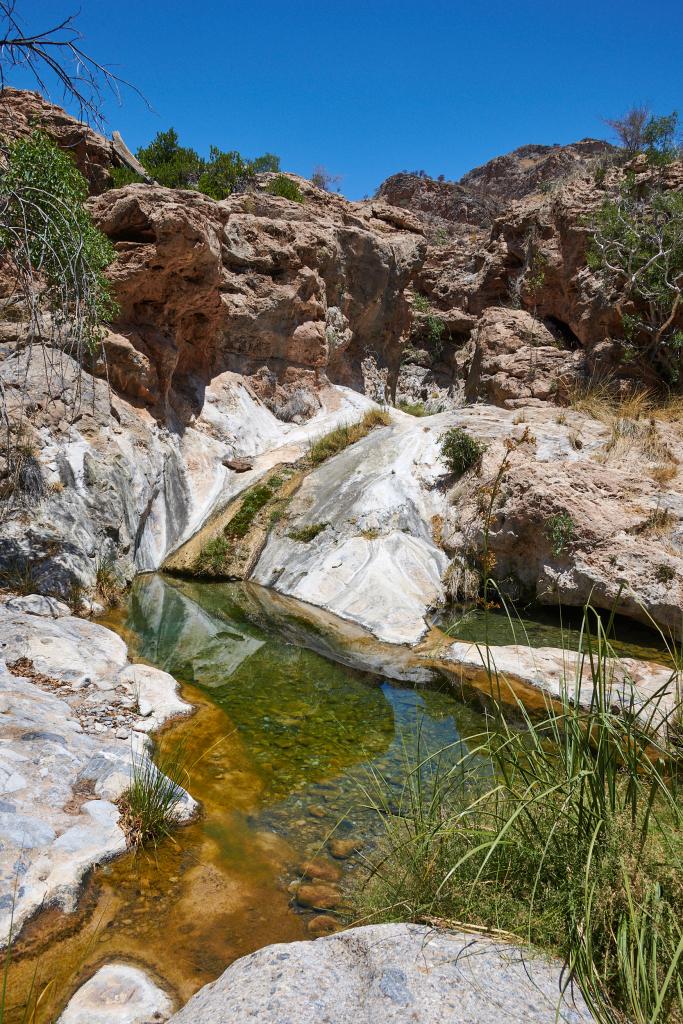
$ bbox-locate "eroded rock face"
[168,923,594,1023]
[0,344,378,593]
[253,410,450,644]
[378,140,613,235]
[383,145,682,410]
[0,91,426,596]
[254,404,683,639]
[87,182,425,407]
[463,307,585,407]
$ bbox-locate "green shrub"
[226,482,277,537]
[439,428,486,476]
[642,112,680,165]
[656,563,676,586]
[397,401,427,417]
[110,165,144,188]
[426,314,446,355]
[413,293,430,312]
[266,174,304,202]
[133,127,281,199]
[194,534,231,575]
[288,522,328,542]
[198,146,253,199]
[0,130,117,352]
[546,511,575,556]
[137,128,204,189]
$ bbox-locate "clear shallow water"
[8,575,486,1021]
[443,603,674,666]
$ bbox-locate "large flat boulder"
[168,923,593,1023]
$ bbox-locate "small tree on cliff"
[137,128,204,189]
[588,177,683,383]
[606,107,681,164]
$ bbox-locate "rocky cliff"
[0,89,681,641]
[0,89,424,594]
[378,139,615,235]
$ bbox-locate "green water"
[124,574,486,851]
[443,603,675,666]
[6,573,490,1019]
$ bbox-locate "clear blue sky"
[8,0,683,198]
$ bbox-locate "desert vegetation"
[439,427,486,476]
[287,522,329,542]
[117,742,190,848]
[111,126,281,198]
[308,408,391,466]
[355,605,683,1024]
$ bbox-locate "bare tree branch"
[0,1,150,127]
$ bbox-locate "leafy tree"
[251,153,280,174]
[642,112,680,165]
[605,107,680,164]
[605,106,650,155]
[136,128,204,190]
[132,129,282,199]
[588,177,683,381]
[198,147,252,199]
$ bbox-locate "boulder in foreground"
[168,922,593,1023]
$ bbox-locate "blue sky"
[8,0,683,198]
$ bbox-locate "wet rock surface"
[168,923,594,1023]
[58,963,174,1023]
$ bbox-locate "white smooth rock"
[58,963,174,1023]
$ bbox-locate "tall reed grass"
[355,607,683,1024]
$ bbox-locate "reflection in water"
[8,575,485,1022]
[444,603,674,665]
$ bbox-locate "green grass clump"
[226,483,276,538]
[266,175,304,202]
[439,427,486,476]
[413,293,430,312]
[194,535,231,574]
[117,744,189,848]
[309,409,391,466]
[355,607,683,1024]
[95,554,124,608]
[288,522,328,542]
[397,401,428,417]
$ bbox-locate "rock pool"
[6,575,486,1020]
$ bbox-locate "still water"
[9,575,485,1020]
[443,602,674,666]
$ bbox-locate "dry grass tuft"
[308,408,391,466]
